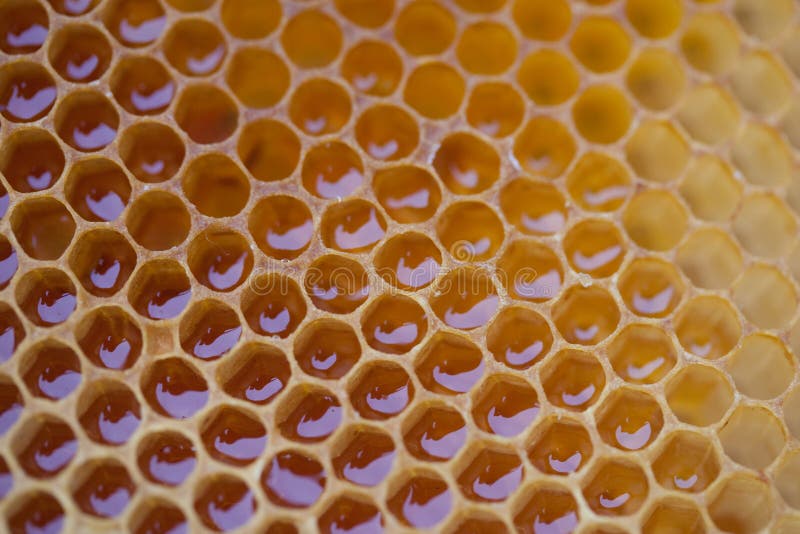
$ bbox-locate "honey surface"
[1,0,800,532]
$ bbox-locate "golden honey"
[1,0,800,532]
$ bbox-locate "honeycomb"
[1,0,800,531]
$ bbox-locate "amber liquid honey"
[1,0,800,532]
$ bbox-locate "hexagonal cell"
[127,260,191,321]
[320,199,386,253]
[318,494,384,534]
[187,227,253,293]
[499,178,567,236]
[429,266,498,330]
[642,498,705,534]
[11,197,75,261]
[775,450,800,509]
[727,334,794,400]
[570,16,630,73]
[456,443,523,502]
[678,155,741,223]
[719,405,785,470]
[665,364,734,427]
[341,40,403,97]
[227,47,289,109]
[651,431,720,493]
[733,193,796,259]
[221,0,281,38]
[349,361,414,420]
[355,105,419,161]
[625,0,682,38]
[676,85,740,146]
[0,303,24,363]
[174,84,238,144]
[67,158,132,226]
[0,375,24,436]
[140,356,208,419]
[626,48,686,111]
[437,201,504,262]
[457,21,516,75]
[242,273,307,337]
[103,0,165,46]
[71,458,136,519]
[20,339,81,401]
[200,404,266,466]
[562,219,625,278]
[181,154,249,218]
[466,82,524,137]
[136,430,196,487]
[487,306,553,370]
[293,319,360,380]
[12,413,77,478]
[109,56,174,115]
[277,385,341,444]
[596,388,663,451]
[75,305,142,370]
[497,239,563,303]
[361,294,427,355]
[0,128,64,193]
[69,229,137,298]
[163,18,226,77]
[733,0,794,40]
[194,473,257,531]
[374,232,441,291]
[331,425,395,487]
[415,331,484,395]
[404,62,465,119]
[4,490,65,534]
[566,152,631,213]
[261,449,326,509]
[179,299,242,361]
[472,374,539,438]
[733,264,797,329]
[618,258,684,319]
[249,195,313,260]
[0,0,48,54]
[433,132,500,194]
[708,473,773,533]
[681,12,740,75]
[118,122,185,184]
[281,9,342,67]
[674,296,740,359]
[402,402,467,462]
[607,324,677,385]
[373,165,440,223]
[304,254,369,314]
[527,416,593,476]
[513,483,579,533]
[217,342,289,406]
[732,124,792,190]
[302,141,363,200]
[77,378,140,445]
[238,119,300,182]
[623,190,688,252]
[511,0,571,40]
[128,497,187,534]
[126,191,191,251]
[54,90,119,151]
[517,50,578,107]
[15,268,77,327]
[0,61,57,123]
[676,229,743,290]
[513,117,576,178]
[625,121,688,184]
[540,349,605,411]
[552,284,620,345]
[386,470,452,529]
[581,458,649,517]
[48,22,110,81]
[289,78,351,136]
[572,85,632,144]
